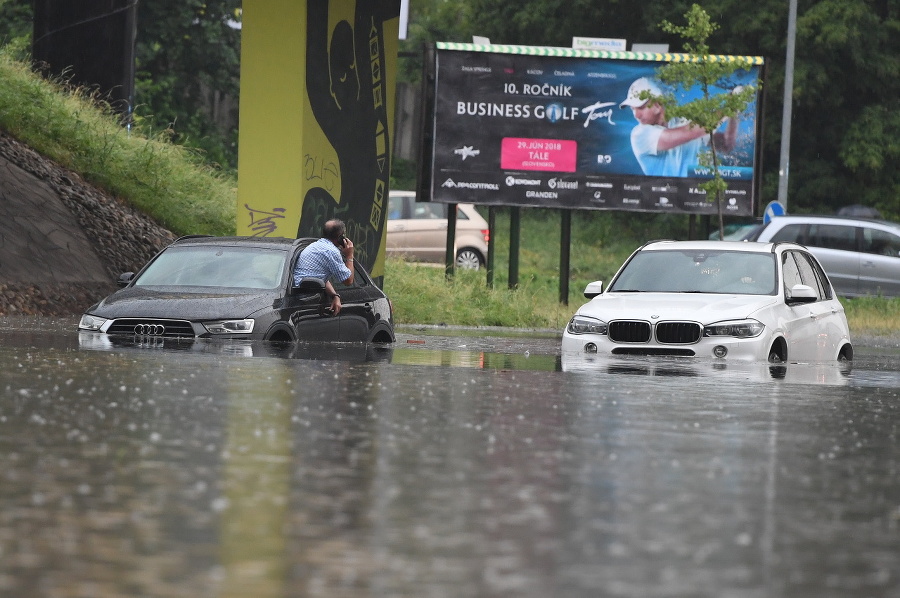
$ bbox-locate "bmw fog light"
[204,319,255,334]
[584,342,598,354]
[713,345,728,358]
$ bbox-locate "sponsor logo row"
[438,177,753,213]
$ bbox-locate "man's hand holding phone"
[340,236,354,261]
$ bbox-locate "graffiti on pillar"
[299,0,399,284]
[244,204,286,237]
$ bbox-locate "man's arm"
[711,115,738,153]
[324,280,342,316]
[339,238,355,285]
[656,121,709,152]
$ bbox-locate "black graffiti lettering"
[303,154,339,192]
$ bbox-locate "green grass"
[1,47,897,338]
[0,47,235,236]
[841,296,900,336]
[385,259,579,329]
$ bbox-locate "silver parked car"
[748,215,900,297]
[386,190,490,269]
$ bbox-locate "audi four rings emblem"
[134,324,165,336]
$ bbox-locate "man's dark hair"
[322,219,346,241]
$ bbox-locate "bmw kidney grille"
[607,320,702,344]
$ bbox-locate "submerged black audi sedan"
[78,236,395,343]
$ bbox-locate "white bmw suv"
[562,240,852,363]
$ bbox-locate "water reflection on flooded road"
[1,317,899,597]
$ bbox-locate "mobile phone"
[340,235,348,247]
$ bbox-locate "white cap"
[619,77,663,109]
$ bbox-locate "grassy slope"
[1,48,897,335]
[0,49,235,236]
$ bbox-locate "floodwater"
[1,316,899,598]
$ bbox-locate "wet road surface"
[1,316,899,597]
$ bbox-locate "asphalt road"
[1,317,899,597]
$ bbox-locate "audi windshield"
[134,246,287,290]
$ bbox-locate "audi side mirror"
[292,277,327,296]
[117,272,134,288]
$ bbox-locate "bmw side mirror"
[117,272,134,287]
[787,284,817,305]
[583,281,603,298]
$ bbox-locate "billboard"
[423,43,764,216]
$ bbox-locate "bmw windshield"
[608,250,777,295]
[134,246,287,289]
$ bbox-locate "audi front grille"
[655,322,703,344]
[107,318,196,338]
[607,320,651,343]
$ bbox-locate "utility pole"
[776,0,798,210]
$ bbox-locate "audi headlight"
[78,314,108,332]
[567,315,607,335]
[204,319,255,334]
[704,319,764,338]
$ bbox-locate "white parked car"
[386,190,489,269]
[562,240,853,363]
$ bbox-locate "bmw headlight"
[204,319,255,334]
[567,315,607,335]
[704,319,764,338]
[78,314,108,332]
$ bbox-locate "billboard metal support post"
[487,207,496,288]
[445,203,457,280]
[559,210,571,305]
[509,207,520,289]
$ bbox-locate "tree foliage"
[651,4,760,237]
[0,0,242,170]
[462,0,900,220]
[0,0,897,219]
[134,0,242,170]
[0,0,32,56]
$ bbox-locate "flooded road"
[1,316,899,597]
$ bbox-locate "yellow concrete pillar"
[237,1,400,284]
